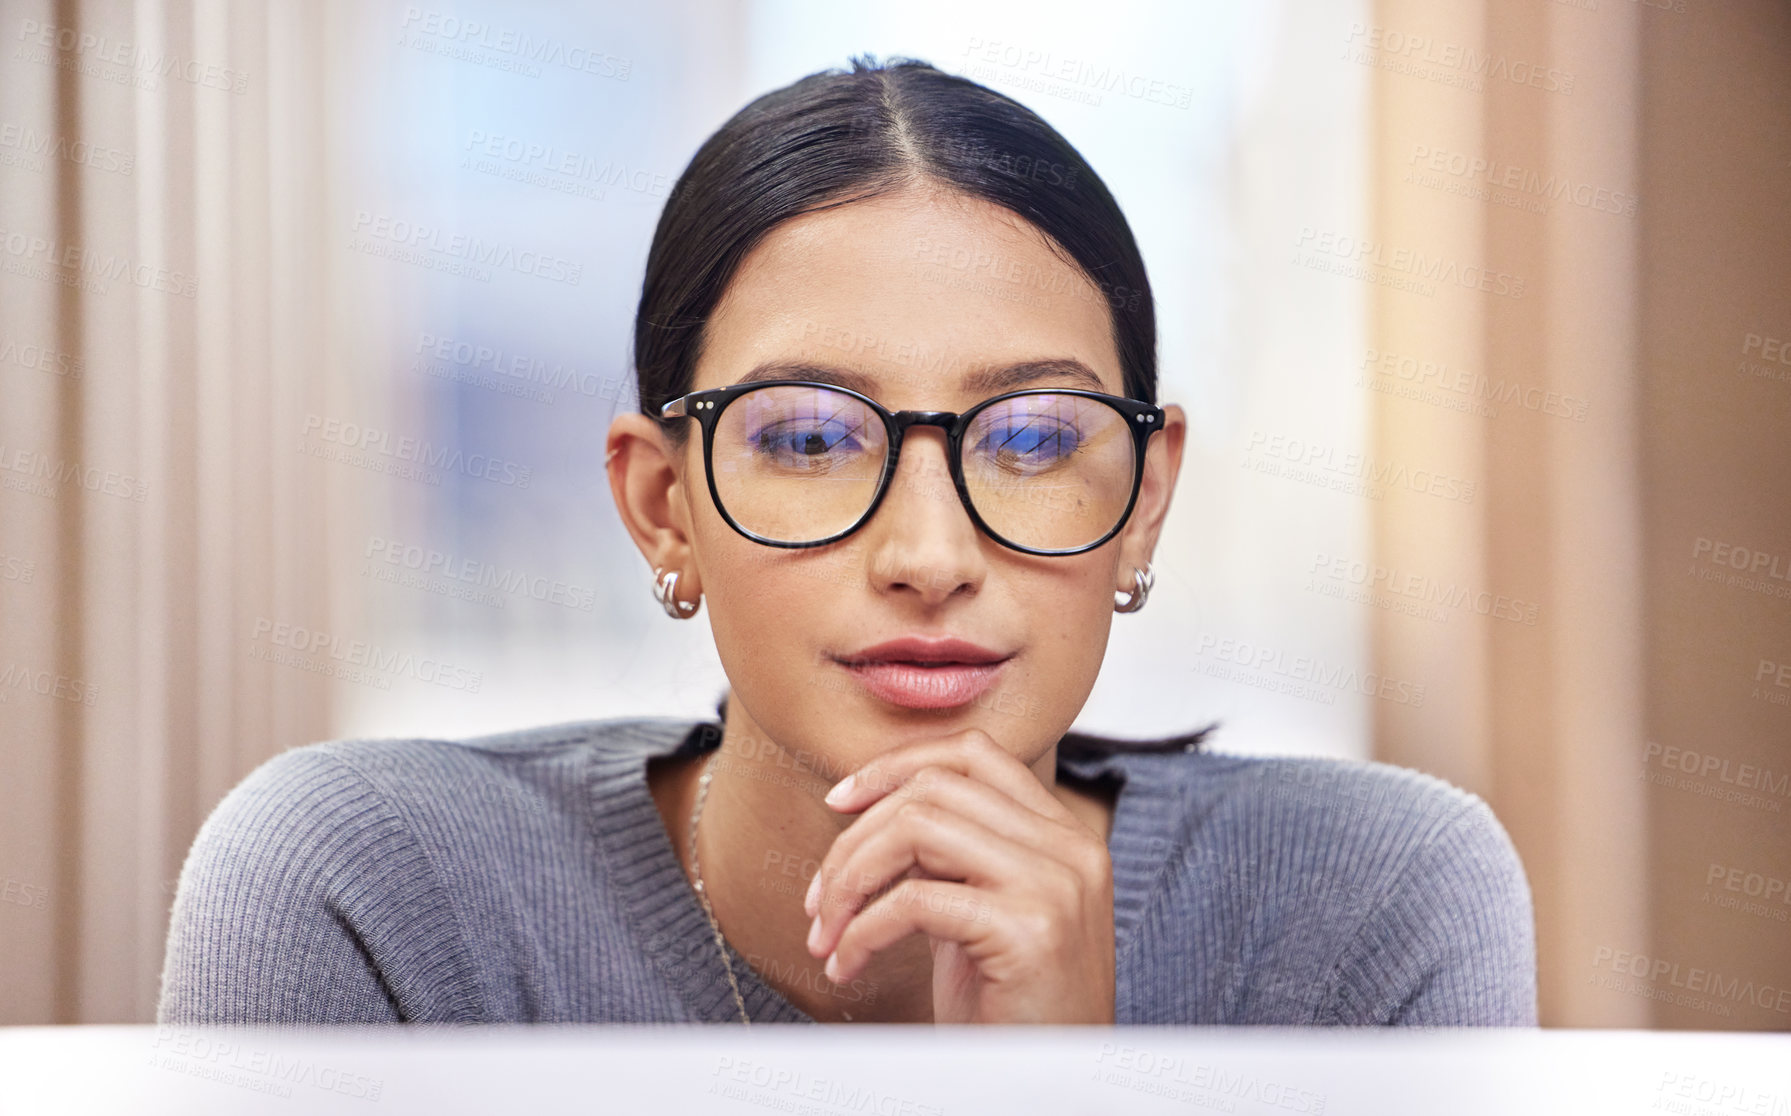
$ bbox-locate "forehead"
[693,187,1124,407]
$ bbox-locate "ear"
[606,413,702,597]
[1114,402,1186,591]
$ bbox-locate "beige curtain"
[1368,0,1791,1026]
[0,0,389,1022]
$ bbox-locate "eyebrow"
[732,358,1110,399]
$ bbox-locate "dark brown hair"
[633,54,1156,446]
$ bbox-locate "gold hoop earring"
[1114,563,1154,614]
[653,566,701,619]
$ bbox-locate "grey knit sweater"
[156,717,1537,1025]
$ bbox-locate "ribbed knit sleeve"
[1321,793,1539,1026]
[156,745,485,1025]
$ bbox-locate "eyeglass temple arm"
[659,396,687,419]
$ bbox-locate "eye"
[976,415,1084,470]
[754,418,868,463]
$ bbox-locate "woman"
[158,57,1536,1026]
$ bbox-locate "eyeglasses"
[659,379,1165,556]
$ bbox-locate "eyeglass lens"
[709,384,1137,550]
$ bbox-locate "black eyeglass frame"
[659,378,1166,557]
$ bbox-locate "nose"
[859,427,986,605]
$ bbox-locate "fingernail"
[804,870,822,917]
[807,914,823,955]
[825,952,842,982]
[824,774,855,807]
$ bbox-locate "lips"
[831,637,1014,710]
[837,637,1011,668]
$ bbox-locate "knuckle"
[894,796,937,826]
[1072,840,1111,883]
[1044,861,1084,903]
[889,877,927,909]
[902,766,945,802]
[965,730,1004,759]
[902,765,946,803]
[851,863,889,896]
[912,763,952,787]
[822,862,866,905]
[1013,903,1062,949]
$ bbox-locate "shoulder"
[205,714,706,824]
[178,714,710,928]
[160,715,710,1023]
[1070,735,1507,877]
[1115,745,1510,866]
[1196,751,1531,936]
[1128,747,1536,1023]
[1197,749,1501,849]
[183,713,714,889]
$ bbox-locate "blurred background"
[1,0,1785,1029]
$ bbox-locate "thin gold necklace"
[688,750,751,1025]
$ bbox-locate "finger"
[824,878,1002,985]
[805,766,1083,918]
[809,799,1074,961]
[825,729,1074,824]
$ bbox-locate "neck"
[663,694,1098,1024]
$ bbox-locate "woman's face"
[614,185,1185,781]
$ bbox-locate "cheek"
[1000,638,1108,744]
[1010,570,1114,693]
[703,551,832,664]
